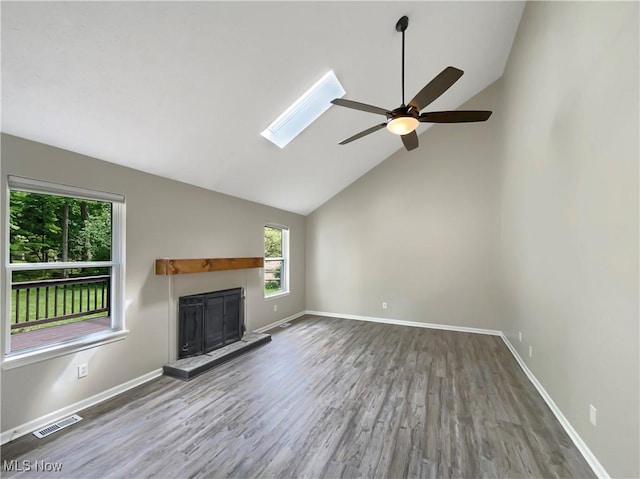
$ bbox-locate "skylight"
[261,70,345,148]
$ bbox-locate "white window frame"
[2,176,127,369]
[264,224,289,299]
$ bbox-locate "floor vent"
[279,322,292,328]
[33,415,83,439]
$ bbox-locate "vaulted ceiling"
[2,2,524,215]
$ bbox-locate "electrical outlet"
[273,304,277,312]
[382,302,388,310]
[78,364,88,378]
[518,331,522,342]
[528,345,533,358]
[590,405,597,426]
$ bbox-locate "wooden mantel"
[155,257,264,276]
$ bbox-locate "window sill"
[2,329,129,370]
[264,291,290,301]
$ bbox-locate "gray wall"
[498,2,639,477]
[0,133,306,431]
[306,80,504,331]
[307,2,638,476]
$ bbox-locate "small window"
[264,225,289,297]
[5,176,125,356]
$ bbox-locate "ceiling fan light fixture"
[386,116,419,136]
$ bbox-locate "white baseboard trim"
[500,335,609,479]
[1,368,163,445]
[253,311,307,334]
[305,310,502,336]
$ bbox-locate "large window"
[4,176,125,357]
[264,225,289,297]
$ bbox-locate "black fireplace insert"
[178,287,244,359]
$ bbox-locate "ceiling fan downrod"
[396,16,409,107]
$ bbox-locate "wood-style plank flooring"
[1,315,595,478]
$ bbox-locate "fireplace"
[177,287,244,359]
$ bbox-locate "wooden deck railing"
[11,275,110,330]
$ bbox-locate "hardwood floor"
[1,315,595,478]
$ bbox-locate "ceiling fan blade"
[332,98,391,116]
[401,130,419,151]
[338,123,387,145]
[408,67,464,112]
[419,110,493,123]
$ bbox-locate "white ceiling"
[1,1,525,215]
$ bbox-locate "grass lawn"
[11,284,108,334]
[265,283,283,296]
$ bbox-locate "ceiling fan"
[332,15,492,152]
